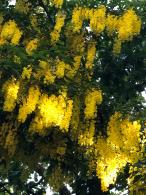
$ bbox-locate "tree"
[0,0,145,194]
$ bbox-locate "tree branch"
[0,182,12,195]
[59,185,71,195]
[37,0,54,24]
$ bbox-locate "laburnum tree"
[0,0,146,194]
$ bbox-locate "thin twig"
[0,183,12,195]
[38,0,54,24]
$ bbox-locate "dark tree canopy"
[0,0,145,194]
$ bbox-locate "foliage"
[0,0,146,194]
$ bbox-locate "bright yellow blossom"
[84,89,102,119]
[106,14,118,36]
[18,86,40,123]
[11,28,23,45]
[117,9,141,42]
[93,112,142,191]
[21,66,32,80]
[72,7,83,33]
[51,0,64,8]
[30,93,73,134]
[55,60,66,78]
[0,20,22,45]
[2,79,20,112]
[1,20,17,40]
[90,5,106,34]
[50,11,66,43]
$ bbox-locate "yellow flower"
[2,79,20,112]
[117,9,141,42]
[85,42,96,70]
[30,92,73,134]
[44,69,56,84]
[84,89,102,119]
[59,100,73,131]
[93,112,142,191]
[51,0,64,8]
[26,38,38,55]
[18,86,40,123]
[38,60,56,84]
[21,65,32,79]
[90,6,106,34]
[1,20,17,40]
[113,38,122,55]
[55,60,66,78]
[78,120,95,146]
[72,7,83,33]
[66,55,81,78]
[11,28,23,45]
[106,14,118,36]
[0,20,22,45]
[50,11,66,43]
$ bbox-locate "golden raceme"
[2,79,20,112]
[50,11,66,43]
[51,0,64,8]
[90,112,142,191]
[18,86,41,123]
[0,3,144,193]
[84,89,102,119]
[0,20,22,45]
[28,92,73,135]
[0,7,141,56]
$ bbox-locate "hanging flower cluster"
[78,120,95,146]
[21,65,32,80]
[71,6,141,54]
[18,86,41,123]
[51,0,64,8]
[50,11,66,43]
[25,38,39,55]
[109,9,141,54]
[85,42,96,70]
[30,92,73,135]
[28,56,82,84]
[0,2,144,194]
[0,20,22,45]
[84,89,102,119]
[88,112,143,191]
[77,89,102,147]
[2,82,73,136]
[2,79,20,112]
